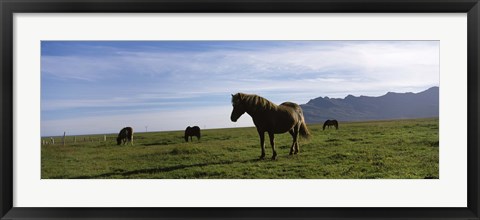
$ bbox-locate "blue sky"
[41,41,439,136]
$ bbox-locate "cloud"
[41,105,253,136]
[41,56,121,81]
[41,41,440,135]
[42,41,439,86]
[41,95,209,111]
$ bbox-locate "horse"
[184,126,201,142]
[230,93,310,160]
[323,119,339,130]
[117,127,134,145]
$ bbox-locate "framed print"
[1,0,479,219]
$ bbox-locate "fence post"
[63,132,66,146]
[104,135,106,142]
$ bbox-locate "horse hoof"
[271,156,277,160]
[259,155,265,160]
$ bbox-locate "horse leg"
[258,130,266,159]
[293,132,300,154]
[288,130,296,155]
[293,125,300,154]
[268,131,277,160]
[294,136,299,154]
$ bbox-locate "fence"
[41,134,110,146]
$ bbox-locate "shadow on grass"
[68,158,259,179]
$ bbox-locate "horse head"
[184,126,191,142]
[231,93,246,122]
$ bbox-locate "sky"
[41,41,439,136]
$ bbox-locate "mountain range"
[300,87,439,124]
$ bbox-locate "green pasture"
[41,118,439,179]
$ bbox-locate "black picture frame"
[1,0,479,219]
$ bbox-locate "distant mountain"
[300,87,439,124]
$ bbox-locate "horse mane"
[232,93,277,111]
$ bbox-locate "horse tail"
[293,105,310,139]
[299,120,311,139]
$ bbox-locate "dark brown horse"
[323,119,339,130]
[230,93,310,160]
[117,127,134,145]
[184,126,201,142]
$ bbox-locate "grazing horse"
[230,93,310,160]
[117,127,134,145]
[184,126,201,142]
[323,119,339,130]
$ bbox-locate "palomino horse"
[323,119,339,130]
[117,127,134,145]
[230,93,310,160]
[184,126,201,142]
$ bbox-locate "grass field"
[41,118,439,179]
